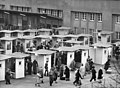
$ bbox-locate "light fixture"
[20,13,26,16]
[4,12,10,14]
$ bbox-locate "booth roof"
[65,34,78,38]
[101,31,113,35]
[8,52,29,58]
[77,34,92,37]
[12,30,23,33]
[51,46,78,52]
[35,35,52,39]
[0,30,13,33]
[22,29,38,32]
[0,49,4,51]
[64,40,83,44]
[91,43,112,48]
[52,35,67,38]
[18,36,36,39]
[29,49,56,55]
[72,45,92,50]
[38,28,52,32]
[0,54,12,61]
[0,37,17,40]
[55,27,71,30]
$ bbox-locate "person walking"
[90,66,96,82]
[60,64,64,80]
[49,68,54,86]
[44,61,48,76]
[53,67,58,83]
[73,69,83,86]
[104,59,110,73]
[84,59,90,76]
[39,67,44,83]
[5,68,11,84]
[64,66,70,81]
[33,60,38,74]
[98,67,103,83]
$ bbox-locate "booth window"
[0,64,1,67]
[19,61,21,65]
[84,53,86,56]
[7,42,11,50]
[104,50,106,54]
[46,58,49,62]
[70,54,72,58]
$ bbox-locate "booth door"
[61,52,67,65]
[51,53,54,67]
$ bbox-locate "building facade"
[0,0,120,42]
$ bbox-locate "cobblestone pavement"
[0,64,120,88]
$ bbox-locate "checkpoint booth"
[0,30,13,38]
[8,52,30,79]
[28,49,56,73]
[0,54,12,81]
[33,35,52,47]
[0,37,17,54]
[54,27,71,35]
[64,40,83,47]
[96,31,112,44]
[51,46,78,68]
[72,45,90,68]
[52,35,67,47]
[37,28,52,35]
[17,36,36,52]
[77,34,92,46]
[90,43,112,65]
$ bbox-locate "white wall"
[81,50,88,67]
[102,48,108,64]
[67,52,74,67]
[5,40,12,54]
[0,60,5,81]
[15,58,25,79]
[95,48,102,64]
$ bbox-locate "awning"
[18,36,36,39]
[34,35,52,39]
[52,35,67,38]
[8,52,30,58]
[0,30,14,33]
[72,45,92,50]
[55,27,71,30]
[91,43,112,48]
[38,28,52,32]
[77,34,92,37]
[65,34,78,38]
[64,40,83,44]
[0,54,12,61]
[28,49,56,55]
[22,29,38,33]
[0,37,17,40]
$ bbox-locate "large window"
[81,28,87,34]
[89,29,94,35]
[98,14,102,22]
[116,16,120,23]
[90,13,95,21]
[10,6,31,12]
[82,13,86,20]
[116,32,120,39]
[75,12,79,20]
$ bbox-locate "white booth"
[9,52,29,79]
[23,29,38,37]
[90,43,112,65]
[28,49,56,73]
[51,46,79,68]
[0,54,12,81]
[0,30,13,38]
[17,36,36,52]
[0,37,17,54]
[37,28,52,35]
[54,27,71,35]
[96,31,112,44]
[11,30,24,38]
[72,45,90,67]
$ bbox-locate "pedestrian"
[27,59,32,75]
[73,69,83,86]
[64,66,70,81]
[98,67,103,83]
[104,59,110,73]
[90,66,96,82]
[84,59,90,76]
[44,61,48,76]
[80,64,85,78]
[33,60,38,74]
[20,43,24,53]
[60,64,64,80]
[89,58,94,71]
[53,67,58,83]
[5,68,11,84]
[49,68,54,86]
[39,67,44,83]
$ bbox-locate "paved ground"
[0,63,120,88]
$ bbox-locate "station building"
[0,0,120,42]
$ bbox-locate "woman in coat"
[98,67,103,83]
[64,66,70,81]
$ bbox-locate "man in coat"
[64,66,70,81]
[5,68,11,84]
[90,66,96,82]
[27,60,32,75]
[98,67,103,83]
[33,60,38,74]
